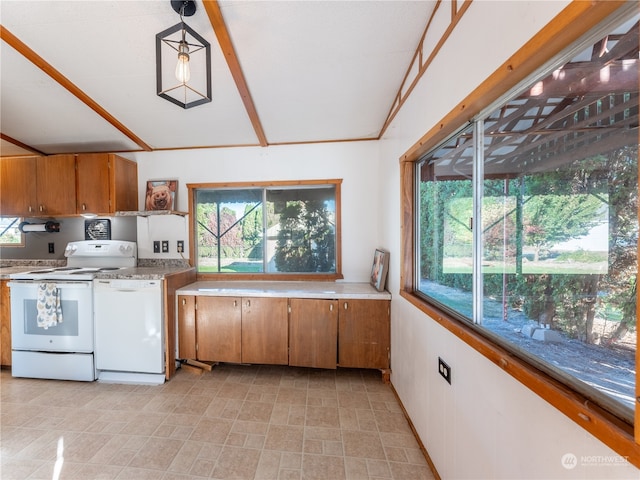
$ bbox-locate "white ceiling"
[0,0,435,156]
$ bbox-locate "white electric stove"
[8,240,137,381]
[10,240,137,281]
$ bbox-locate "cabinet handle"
[330,304,333,312]
[246,300,251,308]
[234,300,237,307]
[182,298,185,305]
[344,302,348,310]
[39,205,44,212]
[82,203,87,211]
[28,205,33,213]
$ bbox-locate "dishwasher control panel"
[94,279,160,289]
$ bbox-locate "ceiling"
[0,0,435,157]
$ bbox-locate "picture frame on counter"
[145,179,177,211]
[370,248,389,292]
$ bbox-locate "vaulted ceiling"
[0,0,437,157]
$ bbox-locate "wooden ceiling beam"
[202,0,268,147]
[0,132,46,156]
[0,26,152,152]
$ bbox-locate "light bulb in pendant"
[175,42,190,83]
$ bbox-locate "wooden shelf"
[116,210,187,217]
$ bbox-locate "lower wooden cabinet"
[197,296,242,363]
[338,299,390,369]
[241,297,288,365]
[0,280,10,366]
[289,298,338,369]
[178,295,288,365]
[177,293,390,371]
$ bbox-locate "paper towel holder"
[19,221,60,233]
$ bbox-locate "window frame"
[187,179,343,281]
[399,1,639,467]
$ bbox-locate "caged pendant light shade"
[156,0,211,109]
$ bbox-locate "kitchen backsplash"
[0,216,136,260]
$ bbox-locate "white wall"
[380,1,639,479]
[131,141,382,281]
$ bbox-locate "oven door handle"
[8,281,92,289]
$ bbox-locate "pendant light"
[156,0,211,109]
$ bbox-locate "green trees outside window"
[193,182,338,275]
[417,17,638,421]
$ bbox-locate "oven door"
[9,281,94,353]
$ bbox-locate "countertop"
[177,281,391,300]
[0,262,194,281]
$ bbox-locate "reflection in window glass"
[195,184,337,274]
[417,125,474,319]
[417,15,637,421]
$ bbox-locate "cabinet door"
[0,156,37,216]
[36,155,76,215]
[241,297,288,365]
[177,295,197,360]
[289,298,338,369]
[338,299,390,369]
[196,296,242,363]
[111,154,138,212]
[0,280,11,366]
[76,154,110,214]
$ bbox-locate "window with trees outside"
[0,217,24,246]
[189,180,341,278]
[416,12,637,423]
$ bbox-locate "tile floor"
[0,364,434,479]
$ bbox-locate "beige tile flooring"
[1,364,434,479]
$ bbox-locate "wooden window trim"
[187,179,343,281]
[398,0,640,466]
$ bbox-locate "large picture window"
[188,180,341,279]
[416,12,637,424]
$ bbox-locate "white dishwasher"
[93,278,165,385]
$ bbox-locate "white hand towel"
[36,283,63,329]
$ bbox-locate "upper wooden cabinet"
[0,153,138,217]
[38,155,77,215]
[0,156,37,216]
[76,153,138,215]
[0,155,76,216]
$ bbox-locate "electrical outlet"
[48,242,55,254]
[153,241,160,253]
[161,240,169,253]
[438,357,452,384]
[177,240,184,253]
